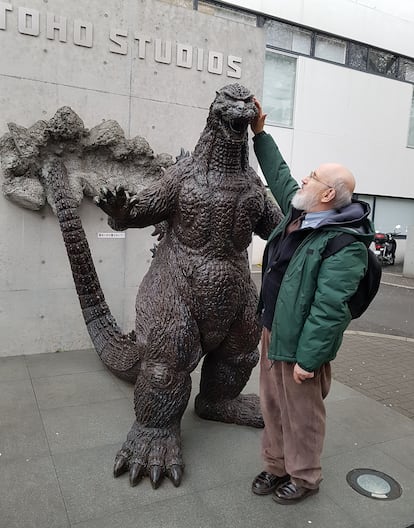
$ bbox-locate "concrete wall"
[0,0,265,356]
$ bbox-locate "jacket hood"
[296,198,375,243]
[322,199,375,241]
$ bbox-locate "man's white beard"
[291,189,320,212]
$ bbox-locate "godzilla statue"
[0,83,282,489]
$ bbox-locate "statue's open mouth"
[228,117,249,135]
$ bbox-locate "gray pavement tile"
[377,435,414,472]
[52,422,262,524]
[326,394,414,444]
[52,444,191,525]
[326,380,360,402]
[32,370,126,410]
[108,372,135,399]
[323,419,370,459]
[0,355,30,381]
[0,408,49,461]
[0,378,38,414]
[0,455,69,528]
[25,349,104,378]
[71,478,360,528]
[181,422,262,491]
[322,446,414,528]
[41,398,134,454]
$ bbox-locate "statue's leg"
[194,292,263,428]
[114,286,202,489]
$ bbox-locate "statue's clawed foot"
[194,393,264,428]
[113,422,184,489]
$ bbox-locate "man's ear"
[321,187,336,203]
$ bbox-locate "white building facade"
[1,0,413,355]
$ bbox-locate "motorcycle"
[373,225,400,265]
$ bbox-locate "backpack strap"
[322,233,359,259]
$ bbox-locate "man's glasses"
[309,170,333,189]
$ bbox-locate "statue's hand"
[94,185,138,224]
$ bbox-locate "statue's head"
[207,83,258,142]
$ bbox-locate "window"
[348,42,368,71]
[265,20,312,55]
[197,2,414,86]
[408,89,414,148]
[373,196,413,235]
[314,35,346,64]
[399,58,414,83]
[263,51,296,127]
[368,49,398,78]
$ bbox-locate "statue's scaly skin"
[95,84,283,488]
[1,84,282,490]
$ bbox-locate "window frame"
[263,49,298,128]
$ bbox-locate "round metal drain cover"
[346,468,402,500]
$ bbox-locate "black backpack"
[322,233,382,319]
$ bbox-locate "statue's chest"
[177,179,260,226]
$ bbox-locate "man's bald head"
[316,163,356,196]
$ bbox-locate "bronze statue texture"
[0,84,282,489]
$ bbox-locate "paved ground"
[335,333,414,419]
[1,269,414,528]
[332,268,414,420]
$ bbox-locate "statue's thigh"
[225,294,261,355]
[134,281,202,372]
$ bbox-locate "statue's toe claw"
[129,462,145,487]
[167,465,183,487]
[149,465,163,489]
[113,454,128,478]
[93,196,100,205]
[117,423,183,489]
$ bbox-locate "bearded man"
[250,99,375,504]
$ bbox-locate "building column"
[403,226,414,278]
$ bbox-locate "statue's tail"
[45,159,140,383]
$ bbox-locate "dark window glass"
[265,19,312,55]
[348,42,368,71]
[314,35,346,63]
[368,49,398,77]
[408,90,414,148]
[398,58,414,83]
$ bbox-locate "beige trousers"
[260,328,331,489]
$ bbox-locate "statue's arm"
[95,175,177,230]
[248,169,284,240]
[254,193,283,240]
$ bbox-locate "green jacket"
[254,133,375,372]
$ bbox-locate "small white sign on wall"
[98,232,126,239]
